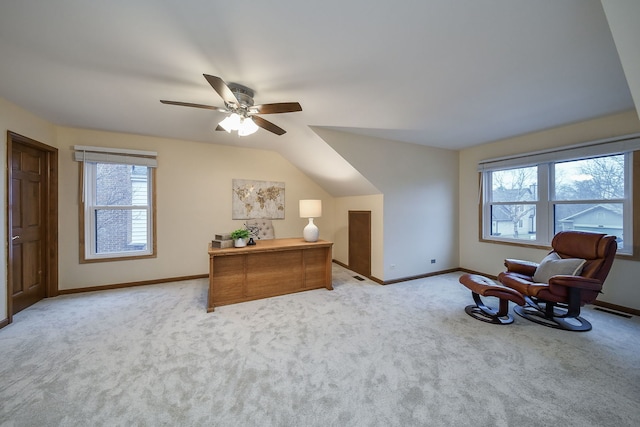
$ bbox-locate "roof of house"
[558,204,623,222]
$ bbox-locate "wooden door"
[349,210,371,277]
[7,132,58,320]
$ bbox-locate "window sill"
[479,237,550,251]
[80,253,157,263]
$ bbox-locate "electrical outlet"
[431,259,436,264]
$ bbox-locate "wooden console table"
[207,238,333,312]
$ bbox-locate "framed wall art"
[232,179,285,219]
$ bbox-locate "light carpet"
[1,265,639,427]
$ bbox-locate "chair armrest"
[503,259,538,277]
[498,272,536,289]
[548,275,602,292]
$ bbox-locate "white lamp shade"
[299,199,322,218]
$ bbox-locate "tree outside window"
[489,166,537,239]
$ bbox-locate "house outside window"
[479,135,639,255]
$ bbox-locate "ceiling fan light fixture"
[219,113,241,132]
[238,117,259,136]
[163,75,301,136]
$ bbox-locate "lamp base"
[303,218,319,242]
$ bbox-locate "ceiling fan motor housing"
[227,83,255,108]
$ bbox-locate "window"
[479,135,640,255]
[75,146,157,262]
[487,165,538,240]
[553,155,626,244]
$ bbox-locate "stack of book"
[211,233,234,248]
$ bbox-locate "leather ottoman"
[459,273,525,325]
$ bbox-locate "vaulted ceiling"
[0,1,637,196]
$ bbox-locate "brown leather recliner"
[498,231,617,331]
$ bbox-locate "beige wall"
[333,194,384,280]
[56,127,335,290]
[0,98,57,321]
[318,128,459,281]
[459,110,640,309]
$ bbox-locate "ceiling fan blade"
[160,100,225,111]
[203,74,238,106]
[251,102,302,114]
[252,115,286,135]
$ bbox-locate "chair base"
[513,304,592,332]
[465,297,514,325]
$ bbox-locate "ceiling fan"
[160,74,302,136]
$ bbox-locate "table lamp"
[299,199,322,242]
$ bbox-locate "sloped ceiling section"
[602,0,640,123]
[281,125,380,197]
[311,126,458,194]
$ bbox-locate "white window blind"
[73,145,158,168]
[478,133,640,171]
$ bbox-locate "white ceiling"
[0,0,636,195]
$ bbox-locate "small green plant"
[230,228,250,240]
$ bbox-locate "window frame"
[480,147,638,257]
[484,165,541,242]
[79,161,157,263]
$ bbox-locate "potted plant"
[230,228,250,247]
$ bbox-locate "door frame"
[6,131,58,325]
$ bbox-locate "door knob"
[12,236,19,241]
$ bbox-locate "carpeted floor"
[1,264,639,426]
